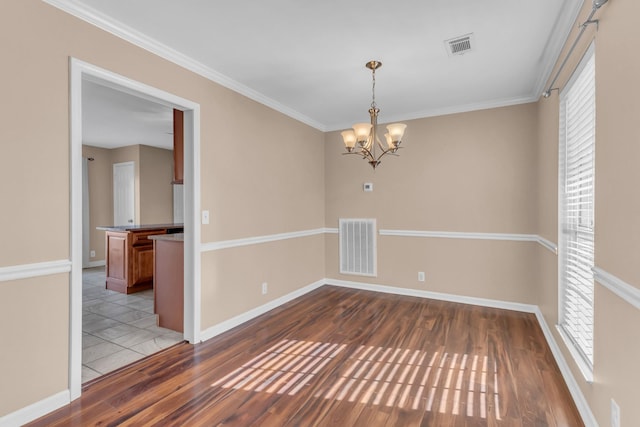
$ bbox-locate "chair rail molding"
[377,229,558,254]
[200,228,330,252]
[0,259,72,282]
[593,267,640,311]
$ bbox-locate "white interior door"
[113,161,135,226]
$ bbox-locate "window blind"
[558,47,596,369]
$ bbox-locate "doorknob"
[128,219,133,223]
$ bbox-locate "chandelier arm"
[374,146,404,162]
[359,146,375,161]
[342,147,376,163]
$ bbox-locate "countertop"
[149,233,184,242]
[96,223,184,232]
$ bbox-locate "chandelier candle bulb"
[341,60,407,170]
[341,130,357,151]
[353,123,373,144]
[386,123,407,142]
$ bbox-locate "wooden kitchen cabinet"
[173,109,184,185]
[100,225,182,294]
[151,233,184,332]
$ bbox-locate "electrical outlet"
[90,250,96,258]
[611,399,620,427]
[418,272,425,282]
[261,282,268,295]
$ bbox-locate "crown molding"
[327,94,537,132]
[530,0,585,99]
[42,0,326,131]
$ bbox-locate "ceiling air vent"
[445,33,474,56]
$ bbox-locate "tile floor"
[82,267,183,383]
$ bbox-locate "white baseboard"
[199,279,325,342]
[533,308,598,427]
[85,260,106,268]
[325,278,538,313]
[0,389,70,427]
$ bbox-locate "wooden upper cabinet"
[173,108,184,185]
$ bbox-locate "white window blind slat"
[559,47,596,370]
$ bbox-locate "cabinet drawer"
[131,230,166,246]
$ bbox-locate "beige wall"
[536,0,640,425]
[0,274,70,415]
[0,0,324,417]
[83,145,112,262]
[200,102,325,242]
[325,104,540,304]
[201,235,325,329]
[326,104,538,233]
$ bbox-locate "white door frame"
[69,58,201,400]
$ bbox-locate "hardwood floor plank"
[27,286,584,427]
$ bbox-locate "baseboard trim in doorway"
[82,341,189,390]
[85,260,106,268]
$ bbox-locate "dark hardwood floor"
[28,285,583,426]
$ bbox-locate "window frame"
[557,43,596,383]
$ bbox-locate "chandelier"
[341,60,407,170]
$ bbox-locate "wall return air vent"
[445,33,474,56]
[339,218,377,277]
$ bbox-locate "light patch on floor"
[212,339,502,419]
[212,339,346,395]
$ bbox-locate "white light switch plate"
[202,210,210,224]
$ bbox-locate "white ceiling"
[59,0,582,145]
[82,80,174,149]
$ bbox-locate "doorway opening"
[70,58,201,400]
